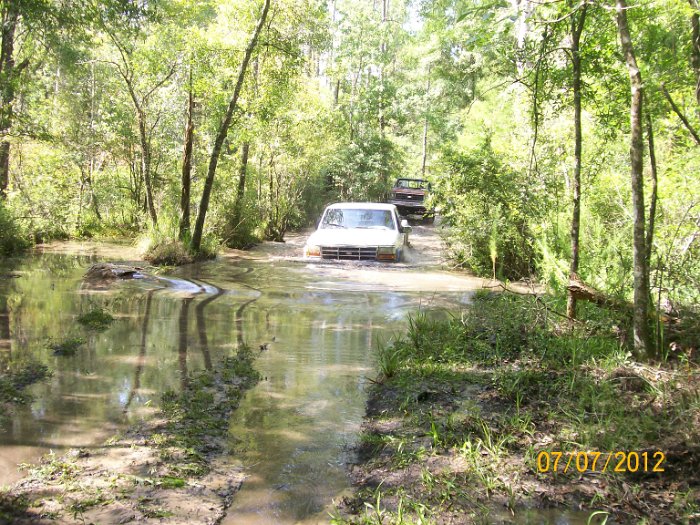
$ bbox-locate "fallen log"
[567,273,679,324]
[566,273,628,310]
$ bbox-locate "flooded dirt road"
[0,225,497,523]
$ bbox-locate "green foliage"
[0,203,31,255]
[323,134,405,203]
[76,308,115,331]
[436,140,540,279]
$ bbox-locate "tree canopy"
[1,0,699,354]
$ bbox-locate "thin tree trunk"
[88,62,102,222]
[645,112,658,265]
[379,0,388,136]
[567,2,588,320]
[179,67,195,241]
[191,0,271,252]
[661,83,700,145]
[645,111,660,354]
[616,0,653,357]
[690,0,700,106]
[231,141,250,230]
[421,73,431,178]
[137,113,158,225]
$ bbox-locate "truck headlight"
[304,245,321,257]
[376,246,396,260]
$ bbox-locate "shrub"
[0,203,31,255]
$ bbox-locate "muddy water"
[0,251,472,496]
[0,248,588,524]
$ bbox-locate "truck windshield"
[321,209,395,230]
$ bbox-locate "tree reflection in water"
[123,289,155,412]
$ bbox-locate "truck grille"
[393,193,424,202]
[321,246,378,261]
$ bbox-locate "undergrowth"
[336,292,700,525]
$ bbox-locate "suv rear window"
[395,179,430,190]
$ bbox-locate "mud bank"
[1,348,260,525]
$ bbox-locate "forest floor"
[331,293,700,525]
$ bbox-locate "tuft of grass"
[20,452,81,482]
[77,308,115,331]
[49,336,85,356]
[144,239,194,266]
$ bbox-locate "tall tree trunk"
[645,111,660,353]
[137,112,158,225]
[0,4,27,198]
[379,0,388,136]
[567,2,588,320]
[179,67,195,241]
[191,0,271,252]
[616,0,653,357]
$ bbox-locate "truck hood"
[306,228,400,247]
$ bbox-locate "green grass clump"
[144,239,194,266]
[77,308,115,331]
[49,337,85,356]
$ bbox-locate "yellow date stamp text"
[536,451,666,474]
